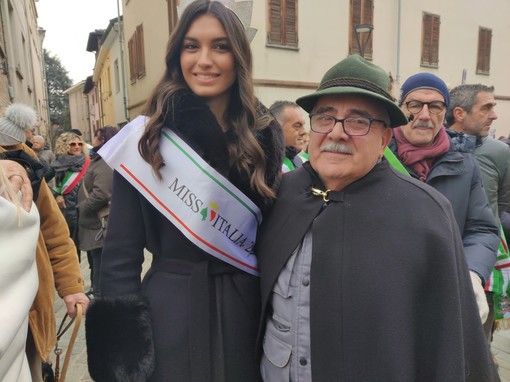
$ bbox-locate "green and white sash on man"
[384,147,510,328]
[99,116,262,276]
[282,157,295,173]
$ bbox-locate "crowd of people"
[1,0,509,381]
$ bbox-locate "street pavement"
[54,252,510,381]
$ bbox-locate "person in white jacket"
[0,160,39,381]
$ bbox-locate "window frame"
[349,0,374,59]
[266,0,299,49]
[128,24,146,84]
[421,12,440,68]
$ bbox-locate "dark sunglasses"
[70,142,83,147]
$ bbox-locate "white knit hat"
[0,103,38,146]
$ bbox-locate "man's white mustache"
[413,121,435,129]
[320,142,353,154]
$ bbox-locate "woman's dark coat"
[256,161,499,381]
[77,153,113,251]
[87,93,284,381]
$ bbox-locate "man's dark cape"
[256,160,499,381]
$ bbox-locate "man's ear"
[382,127,393,147]
[453,107,466,123]
[380,128,393,157]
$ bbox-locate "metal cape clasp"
[311,187,330,203]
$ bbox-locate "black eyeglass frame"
[404,100,446,115]
[308,113,388,136]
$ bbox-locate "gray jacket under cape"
[256,160,499,381]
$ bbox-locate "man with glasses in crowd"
[389,73,499,326]
[256,56,499,381]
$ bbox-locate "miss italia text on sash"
[99,116,262,276]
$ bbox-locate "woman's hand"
[0,160,33,211]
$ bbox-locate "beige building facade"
[70,0,510,137]
[64,81,91,142]
[1,0,49,139]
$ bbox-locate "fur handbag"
[85,295,155,381]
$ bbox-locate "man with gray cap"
[256,56,498,381]
[0,103,89,381]
[389,73,499,326]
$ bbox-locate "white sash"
[99,116,261,276]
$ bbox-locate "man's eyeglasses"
[70,142,83,147]
[405,100,446,115]
[309,113,387,136]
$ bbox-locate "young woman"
[51,132,90,249]
[0,163,39,381]
[86,1,284,381]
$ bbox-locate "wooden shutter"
[477,27,492,74]
[363,0,373,57]
[136,24,146,77]
[128,36,137,82]
[421,12,440,67]
[267,0,298,47]
[285,0,298,47]
[350,0,362,55]
[268,0,283,45]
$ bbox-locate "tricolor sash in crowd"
[282,157,295,173]
[55,157,90,195]
[99,116,262,276]
[485,224,510,329]
[384,147,510,328]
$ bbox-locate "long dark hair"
[139,0,275,198]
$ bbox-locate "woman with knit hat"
[0,103,89,381]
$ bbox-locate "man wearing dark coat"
[256,55,500,381]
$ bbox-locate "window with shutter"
[267,0,298,48]
[421,12,440,67]
[136,24,146,78]
[128,36,137,83]
[477,27,492,75]
[349,0,374,59]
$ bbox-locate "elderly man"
[389,74,499,326]
[0,103,89,381]
[256,56,498,381]
[32,135,55,166]
[269,100,307,172]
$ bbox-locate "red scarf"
[394,127,450,181]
